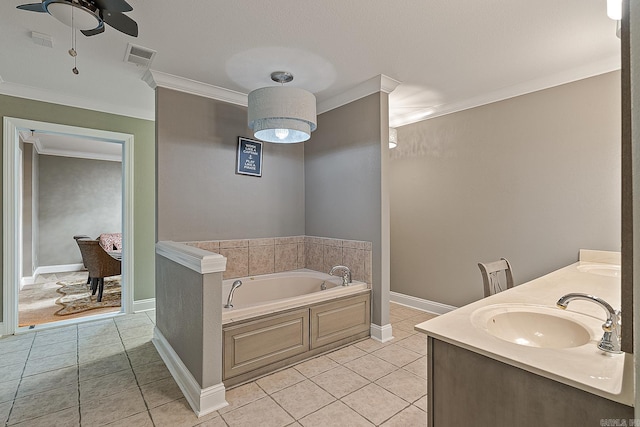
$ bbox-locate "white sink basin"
[577,264,621,278]
[471,304,593,349]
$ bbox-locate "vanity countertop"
[415,250,634,406]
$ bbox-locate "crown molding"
[32,143,122,162]
[143,70,248,107]
[0,80,154,121]
[317,74,401,114]
[390,55,621,128]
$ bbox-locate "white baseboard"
[20,276,35,289]
[133,298,156,312]
[370,323,394,343]
[390,291,457,315]
[152,328,228,417]
[34,263,85,276]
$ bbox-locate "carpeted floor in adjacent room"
[18,271,121,327]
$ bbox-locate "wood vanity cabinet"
[427,338,634,426]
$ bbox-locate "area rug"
[54,277,121,316]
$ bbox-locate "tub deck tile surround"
[275,243,298,272]
[0,302,431,425]
[249,245,276,276]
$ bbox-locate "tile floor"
[0,303,436,426]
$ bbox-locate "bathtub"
[221,268,371,386]
[221,269,369,324]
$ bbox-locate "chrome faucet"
[329,265,352,286]
[224,280,242,308]
[556,293,622,354]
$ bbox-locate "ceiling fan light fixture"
[248,72,317,144]
[47,1,100,30]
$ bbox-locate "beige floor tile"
[149,397,218,427]
[0,363,25,382]
[196,416,228,427]
[127,341,162,367]
[23,351,77,377]
[299,400,374,427]
[309,366,369,399]
[77,318,115,329]
[218,382,267,414]
[29,340,77,360]
[140,376,184,409]
[271,380,335,419]
[118,324,154,340]
[353,338,391,353]
[104,411,154,426]
[341,383,408,425]
[115,315,153,330]
[79,353,131,381]
[414,396,427,412]
[0,349,29,368]
[9,383,78,425]
[375,369,426,403]
[389,314,405,324]
[123,335,154,350]
[0,337,33,355]
[394,334,427,355]
[389,327,414,340]
[221,396,294,427]
[409,312,439,324]
[293,355,339,378]
[343,354,397,381]
[392,319,422,333]
[78,333,122,350]
[0,379,19,404]
[0,401,11,425]
[17,366,78,398]
[133,359,172,385]
[325,344,367,364]
[255,367,306,394]
[372,344,421,367]
[389,303,424,319]
[80,387,146,425]
[381,404,427,427]
[79,342,126,364]
[10,407,79,427]
[403,356,427,379]
[32,330,76,348]
[79,367,136,401]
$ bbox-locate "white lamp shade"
[389,127,398,149]
[607,0,622,20]
[248,86,317,143]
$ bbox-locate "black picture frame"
[236,137,263,177]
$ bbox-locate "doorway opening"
[3,117,135,335]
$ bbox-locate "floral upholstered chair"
[99,233,122,254]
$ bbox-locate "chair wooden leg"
[91,278,98,295]
[86,274,91,286]
[97,278,104,302]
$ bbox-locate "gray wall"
[390,71,621,307]
[156,88,305,241]
[38,155,122,266]
[305,93,388,326]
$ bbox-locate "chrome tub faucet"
[329,265,352,286]
[224,280,243,308]
[556,293,622,354]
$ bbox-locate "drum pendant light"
[248,71,317,143]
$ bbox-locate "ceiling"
[0,0,621,129]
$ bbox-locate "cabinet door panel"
[310,293,370,349]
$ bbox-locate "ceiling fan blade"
[81,24,105,37]
[102,10,138,37]
[94,0,132,12]
[16,2,47,12]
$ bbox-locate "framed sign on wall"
[236,137,263,177]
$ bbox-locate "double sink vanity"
[415,250,633,426]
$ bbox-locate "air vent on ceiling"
[123,43,156,68]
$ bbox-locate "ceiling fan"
[16,0,138,37]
